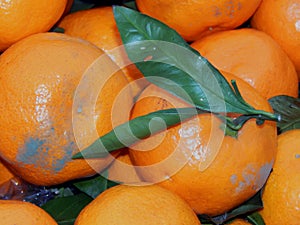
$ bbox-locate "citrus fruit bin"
[0,0,299,225]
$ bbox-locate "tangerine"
[129,72,277,216]
[58,6,148,97]
[0,200,57,225]
[0,0,68,51]
[136,0,262,41]
[191,28,298,99]
[259,129,300,224]
[75,184,201,225]
[0,32,132,186]
[251,0,300,78]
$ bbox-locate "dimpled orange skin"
[191,28,299,100]
[251,0,300,78]
[259,129,300,225]
[0,32,133,186]
[58,6,148,97]
[135,0,262,41]
[129,72,277,216]
[0,0,68,51]
[75,184,201,225]
[0,200,58,225]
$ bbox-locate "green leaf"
[73,172,119,198]
[246,212,265,225]
[55,187,75,198]
[73,176,108,199]
[69,0,95,13]
[123,1,137,9]
[268,95,300,133]
[50,27,65,33]
[113,6,264,115]
[223,212,265,225]
[199,189,263,224]
[73,107,200,159]
[73,6,279,160]
[41,193,92,225]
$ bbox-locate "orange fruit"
[128,71,277,216]
[75,184,201,225]
[251,0,300,78]
[0,200,58,224]
[135,0,262,41]
[0,0,68,51]
[191,28,299,99]
[0,32,133,186]
[0,159,15,185]
[259,129,300,224]
[107,149,142,184]
[58,6,148,97]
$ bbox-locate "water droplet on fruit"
[295,20,300,32]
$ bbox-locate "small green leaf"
[73,107,200,159]
[73,172,119,199]
[223,212,265,225]
[41,193,92,225]
[55,187,75,198]
[222,189,263,223]
[246,212,265,225]
[50,27,65,33]
[268,95,300,133]
[69,0,95,13]
[123,1,137,9]
[73,176,108,199]
[199,189,263,224]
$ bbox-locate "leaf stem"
[218,110,280,136]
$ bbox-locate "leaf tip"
[112,4,119,12]
[72,152,84,159]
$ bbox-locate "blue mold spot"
[230,174,237,184]
[254,161,273,191]
[16,138,45,165]
[17,137,78,174]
